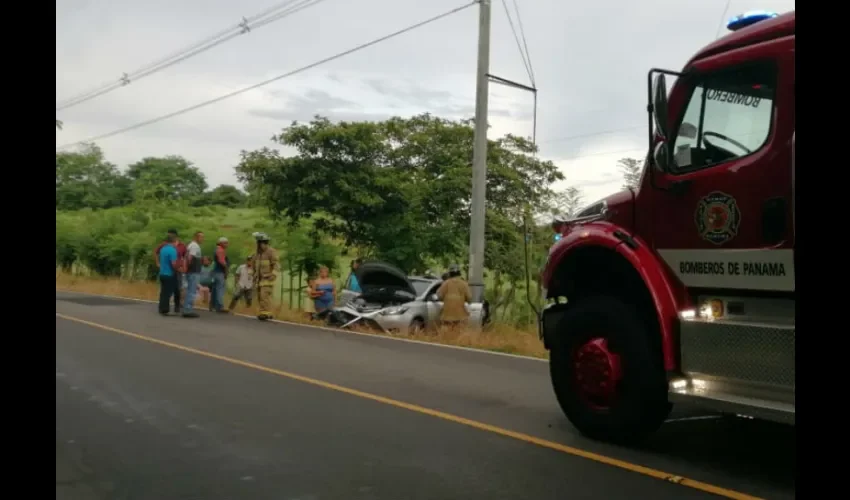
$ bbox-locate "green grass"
[56,205,543,325]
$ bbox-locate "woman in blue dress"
[310,265,337,313]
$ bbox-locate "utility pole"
[468,0,492,304]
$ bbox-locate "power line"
[538,125,645,144]
[56,0,316,110]
[509,0,535,86]
[56,0,329,111]
[56,0,322,111]
[56,1,477,150]
[714,0,732,39]
[499,0,533,85]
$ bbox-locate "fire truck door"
[651,38,795,293]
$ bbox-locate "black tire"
[549,296,671,444]
[409,317,426,335]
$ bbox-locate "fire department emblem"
[695,191,741,245]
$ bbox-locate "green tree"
[236,114,563,272]
[618,157,643,190]
[282,225,340,278]
[56,144,132,210]
[127,156,208,202]
[193,184,248,207]
[544,186,585,219]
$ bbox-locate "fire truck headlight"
[698,299,724,319]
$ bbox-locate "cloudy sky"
[56,0,795,204]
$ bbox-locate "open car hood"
[355,261,417,302]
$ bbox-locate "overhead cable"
[56,1,477,150]
[509,0,535,86]
[56,0,329,111]
[499,0,533,85]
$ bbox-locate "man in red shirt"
[154,229,187,313]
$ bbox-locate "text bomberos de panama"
[706,89,761,108]
[679,260,786,278]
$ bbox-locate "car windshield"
[410,279,434,297]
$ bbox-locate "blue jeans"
[183,273,200,314]
[211,272,227,311]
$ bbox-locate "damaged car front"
[328,262,487,334]
[328,262,427,334]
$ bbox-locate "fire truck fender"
[544,225,680,371]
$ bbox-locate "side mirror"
[429,293,439,302]
[652,141,671,173]
[652,73,669,139]
[678,121,697,139]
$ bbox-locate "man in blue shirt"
[158,231,180,315]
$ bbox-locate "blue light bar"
[727,10,779,32]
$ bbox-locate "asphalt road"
[56,291,795,500]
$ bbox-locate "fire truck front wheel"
[549,296,671,444]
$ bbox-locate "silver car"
[329,261,487,334]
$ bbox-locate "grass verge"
[56,271,549,359]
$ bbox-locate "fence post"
[288,258,294,309]
[297,268,303,310]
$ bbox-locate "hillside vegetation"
[56,113,640,330]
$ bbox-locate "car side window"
[671,63,776,172]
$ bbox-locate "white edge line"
[665,415,723,423]
[55,289,548,363]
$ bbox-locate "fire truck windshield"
[670,64,775,170]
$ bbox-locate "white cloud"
[56,0,795,198]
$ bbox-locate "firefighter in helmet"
[436,264,472,328]
[252,232,279,320]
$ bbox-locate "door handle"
[762,198,787,245]
[668,179,692,195]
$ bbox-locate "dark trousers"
[159,274,179,314]
[228,287,253,310]
[173,272,182,311]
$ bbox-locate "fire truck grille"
[680,320,795,390]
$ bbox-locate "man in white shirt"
[182,231,205,318]
[228,257,255,310]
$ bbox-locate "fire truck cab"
[539,11,795,443]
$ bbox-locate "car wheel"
[549,296,671,444]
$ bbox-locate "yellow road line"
[55,312,762,500]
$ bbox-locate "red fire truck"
[538,11,794,443]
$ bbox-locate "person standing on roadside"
[154,229,186,313]
[253,232,279,321]
[182,231,205,318]
[309,265,336,314]
[345,258,363,293]
[210,237,231,313]
[436,264,472,329]
[157,232,180,316]
[228,257,254,311]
